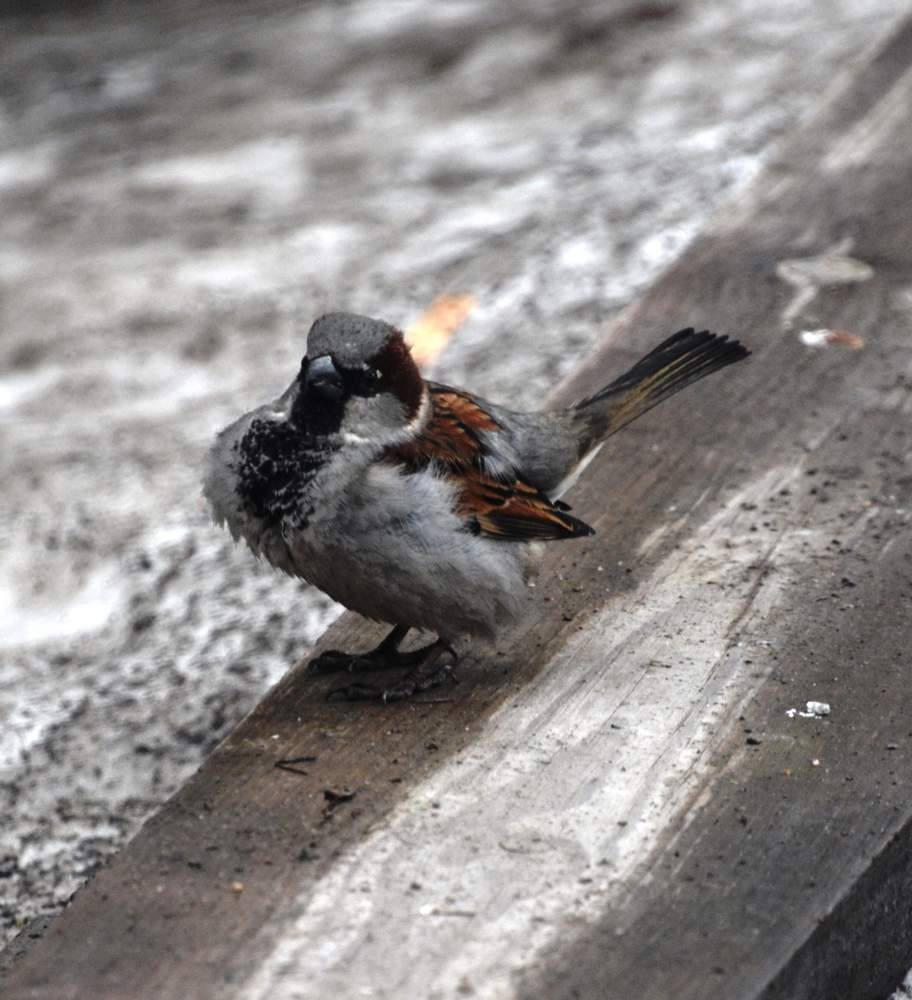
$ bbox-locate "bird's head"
[290,312,426,444]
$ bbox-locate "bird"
[204,312,749,701]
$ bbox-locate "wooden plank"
[5,13,912,1000]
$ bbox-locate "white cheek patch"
[345,386,430,447]
[407,388,431,433]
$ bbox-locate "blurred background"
[0,0,905,949]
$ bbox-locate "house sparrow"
[204,312,748,701]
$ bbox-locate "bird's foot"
[309,649,381,675]
[327,641,459,703]
[308,624,416,675]
[309,644,428,676]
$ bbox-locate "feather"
[573,328,750,450]
[386,385,594,542]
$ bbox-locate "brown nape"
[372,333,424,421]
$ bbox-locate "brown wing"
[458,466,594,540]
[394,385,500,468]
[388,384,594,542]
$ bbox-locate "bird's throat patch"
[235,417,336,528]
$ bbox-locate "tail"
[572,328,749,450]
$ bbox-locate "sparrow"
[204,312,748,701]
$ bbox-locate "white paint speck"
[799,328,865,350]
[799,329,831,347]
[787,701,831,719]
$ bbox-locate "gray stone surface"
[0,0,904,950]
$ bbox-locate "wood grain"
[5,14,912,1000]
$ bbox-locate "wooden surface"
[5,14,912,1000]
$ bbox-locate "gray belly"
[284,464,529,640]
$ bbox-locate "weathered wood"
[5,13,912,1000]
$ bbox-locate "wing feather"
[386,385,594,542]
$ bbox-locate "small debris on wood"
[799,329,865,350]
[275,755,317,776]
[786,701,831,719]
[323,787,356,806]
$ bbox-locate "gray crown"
[306,312,399,367]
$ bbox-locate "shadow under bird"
[204,313,749,701]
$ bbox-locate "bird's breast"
[232,417,322,528]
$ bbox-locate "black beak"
[304,355,344,403]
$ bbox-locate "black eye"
[349,365,382,395]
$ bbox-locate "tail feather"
[573,328,749,449]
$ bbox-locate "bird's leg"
[309,624,428,675]
[327,638,459,703]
